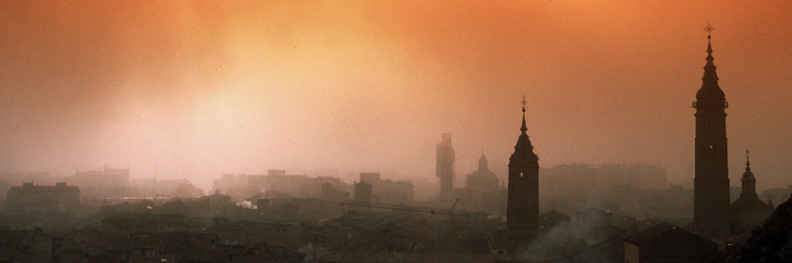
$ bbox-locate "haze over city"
[1,0,791,191]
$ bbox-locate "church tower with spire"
[730,150,773,234]
[692,24,730,238]
[507,97,539,243]
[739,151,756,199]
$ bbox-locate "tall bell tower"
[692,23,730,238]
[507,96,539,242]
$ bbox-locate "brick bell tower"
[692,23,730,238]
[507,96,539,243]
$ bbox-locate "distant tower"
[507,97,539,242]
[740,151,756,199]
[692,24,730,238]
[730,150,773,233]
[466,153,500,193]
[436,133,455,201]
[479,153,488,171]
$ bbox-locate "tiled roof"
[623,222,676,244]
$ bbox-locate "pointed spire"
[703,22,718,82]
[745,149,751,171]
[705,37,714,66]
[707,36,713,54]
[705,22,714,55]
[511,95,538,161]
[696,22,725,102]
[742,149,755,182]
[520,95,527,134]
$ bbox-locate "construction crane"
[340,198,460,252]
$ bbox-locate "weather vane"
[746,149,750,159]
[704,22,715,37]
[521,95,526,112]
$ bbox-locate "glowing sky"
[1,1,791,191]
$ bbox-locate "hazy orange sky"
[1,1,791,192]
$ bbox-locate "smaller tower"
[478,154,489,172]
[466,153,499,193]
[729,150,773,234]
[740,150,757,199]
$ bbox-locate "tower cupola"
[741,150,757,196]
[478,153,488,171]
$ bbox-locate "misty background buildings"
[2,1,791,193]
[2,1,792,263]
[1,32,790,260]
[3,40,790,260]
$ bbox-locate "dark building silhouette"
[212,173,259,201]
[507,99,539,243]
[726,193,792,262]
[219,170,352,202]
[67,166,131,200]
[730,152,773,233]
[322,182,350,202]
[691,29,731,238]
[456,153,505,214]
[436,133,455,201]
[358,172,413,204]
[130,178,204,198]
[624,223,718,263]
[540,163,669,215]
[5,182,80,214]
[466,154,500,193]
[354,180,372,203]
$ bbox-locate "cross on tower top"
[745,149,751,169]
[521,95,526,113]
[704,22,715,38]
